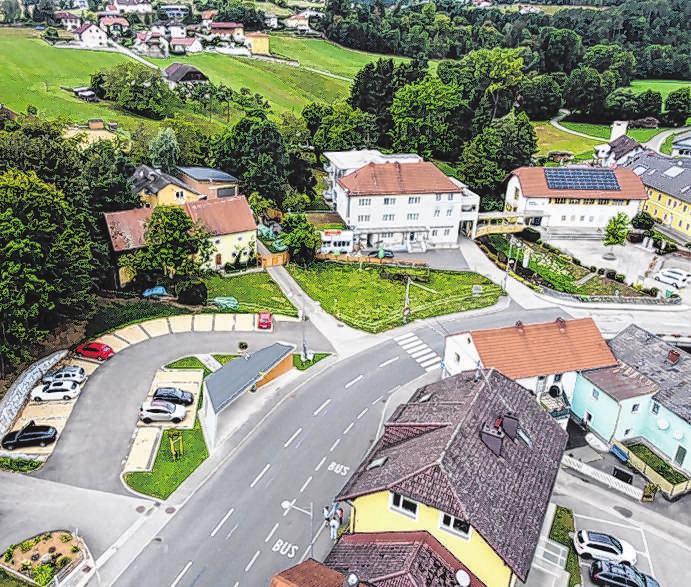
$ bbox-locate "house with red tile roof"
[55,11,81,31]
[73,22,108,47]
[442,318,617,419]
[334,160,480,252]
[505,165,646,229]
[269,558,351,587]
[99,16,130,34]
[334,369,567,587]
[208,22,244,42]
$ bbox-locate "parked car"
[369,249,394,258]
[257,311,272,329]
[139,400,186,424]
[573,530,637,565]
[653,268,689,289]
[153,387,194,406]
[31,380,81,402]
[2,421,58,450]
[76,342,114,361]
[43,365,87,385]
[590,561,660,587]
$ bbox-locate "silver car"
[139,400,186,424]
[43,365,87,385]
[654,268,689,289]
[31,380,81,402]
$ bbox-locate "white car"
[139,400,186,424]
[573,530,637,566]
[31,380,81,402]
[653,268,689,289]
[43,365,87,385]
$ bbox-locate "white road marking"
[394,333,416,342]
[226,523,239,540]
[170,561,192,587]
[420,356,442,368]
[378,357,399,368]
[299,476,312,493]
[284,427,302,448]
[250,464,270,488]
[573,514,639,530]
[410,347,431,358]
[210,508,234,537]
[416,352,437,363]
[245,550,260,572]
[345,375,363,389]
[372,395,383,405]
[233,582,239,587]
[639,527,654,576]
[387,385,401,395]
[315,456,326,471]
[329,439,340,452]
[425,363,441,372]
[313,399,331,415]
[357,408,368,420]
[343,422,354,435]
[282,499,294,517]
[400,339,422,349]
[265,523,279,543]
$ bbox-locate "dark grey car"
[152,387,194,406]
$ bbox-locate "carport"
[199,342,295,451]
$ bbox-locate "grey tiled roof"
[607,324,690,424]
[624,151,691,204]
[177,166,237,182]
[129,164,197,196]
[582,362,658,401]
[609,135,642,159]
[336,370,567,583]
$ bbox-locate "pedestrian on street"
[337,507,344,527]
[329,516,339,540]
[331,501,339,517]
[323,506,330,525]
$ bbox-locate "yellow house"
[335,369,568,587]
[130,164,202,208]
[244,31,270,55]
[626,152,691,240]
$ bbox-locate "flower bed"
[628,443,688,485]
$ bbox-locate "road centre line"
[345,375,363,389]
[330,439,340,452]
[170,561,193,587]
[315,456,326,471]
[284,427,302,448]
[300,476,312,493]
[265,523,279,543]
[387,385,401,395]
[250,463,270,488]
[378,356,399,368]
[210,508,235,537]
[357,408,368,419]
[245,550,260,572]
[343,422,354,435]
[313,399,331,415]
[372,395,383,405]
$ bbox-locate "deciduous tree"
[281,213,321,265]
[148,127,180,173]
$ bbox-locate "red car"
[76,342,114,361]
[257,311,272,329]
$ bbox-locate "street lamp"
[281,499,314,558]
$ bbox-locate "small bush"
[521,227,541,242]
[497,261,506,270]
[42,534,51,542]
[572,258,581,265]
[497,251,508,263]
[20,540,33,553]
[605,269,616,279]
[60,534,72,543]
[634,283,643,291]
[589,265,596,272]
[48,546,56,554]
[649,287,659,297]
[597,268,605,275]
[4,546,15,562]
[614,273,625,283]
[56,555,71,570]
[176,280,208,306]
[33,563,55,587]
[21,561,31,571]
[71,545,80,553]
[33,537,40,545]
[238,341,248,350]
[685,242,691,248]
[536,238,542,244]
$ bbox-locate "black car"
[2,421,58,451]
[591,561,661,587]
[153,387,194,406]
[368,249,394,258]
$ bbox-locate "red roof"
[104,207,152,252]
[269,558,346,587]
[74,22,94,34]
[210,22,243,30]
[245,31,268,37]
[100,16,129,26]
[453,317,617,379]
[184,196,256,236]
[170,37,198,45]
[511,166,647,200]
[55,11,77,19]
[201,9,217,19]
[338,161,462,196]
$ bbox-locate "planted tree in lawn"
[281,213,321,266]
[603,212,631,259]
[631,211,655,231]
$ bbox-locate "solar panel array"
[544,168,621,191]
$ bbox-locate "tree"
[166,115,213,167]
[582,44,636,86]
[517,75,563,120]
[605,88,640,120]
[1,0,21,23]
[491,110,538,172]
[32,0,55,23]
[121,205,212,279]
[287,151,317,199]
[603,212,630,254]
[540,28,583,74]
[664,87,691,127]
[281,213,321,265]
[631,211,655,231]
[563,67,608,119]
[277,112,310,150]
[148,127,180,173]
[636,89,662,120]
[312,103,378,154]
[455,128,506,211]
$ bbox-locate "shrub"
[614,273,625,283]
[238,341,248,350]
[21,561,31,571]
[33,563,55,586]
[649,287,659,297]
[589,265,596,272]
[685,242,691,248]
[20,540,33,553]
[605,270,616,279]
[42,534,51,541]
[497,261,506,271]
[497,251,508,264]
[4,546,15,562]
[56,555,71,570]
[521,227,541,242]
[536,238,542,244]
[572,258,581,265]
[176,280,207,306]
[597,268,605,275]
[71,545,80,553]
[60,534,72,543]
[634,283,643,291]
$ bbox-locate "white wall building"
[594,135,644,168]
[334,160,479,252]
[73,22,108,47]
[505,166,647,229]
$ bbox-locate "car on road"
[2,421,58,450]
[653,268,689,289]
[369,249,394,258]
[573,530,637,565]
[257,311,272,329]
[153,387,194,406]
[139,400,186,424]
[76,342,114,361]
[590,561,660,587]
[31,380,81,402]
[43,365,87,385]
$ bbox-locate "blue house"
[571,325,690,476]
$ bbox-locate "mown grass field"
[204,271,298,316]
[630,79,691,100]
[559,122,671,143]
[533,121,601,159]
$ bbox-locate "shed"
[88,118,105,129]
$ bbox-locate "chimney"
[499,414,519,440]
[515,320,524,332]
[668,349,681,364]
[556,317,566,332]
[480,422,505,457]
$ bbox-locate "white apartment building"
[334,160,479,252]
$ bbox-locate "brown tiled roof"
[103,207,152,252]
[457,317,616,379]
[337,162,462,196]
[325,531,486,587]
[245,31,268,37]
[582,362,658,401]
[201,9,217,19]
[269,558,347,587]
[100,16,129,26]
[511,166,647,200]
[609,135,641,159]
[210,22,243,30]
[183,196,256,236]
[336,369,568,582]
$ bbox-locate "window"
[657,194,661,201]
[454,353,460,363]
[561,216,566,221]
[408,196,420,204]
[431,229,438,236]
[434,209,440,217]
[214,238,222,245]
[358,198,371,206]
[684,205,688,213]
[448,194,454,201]
[383,214,395,221]
[554,198,567,204]
[569,198,580,204]
[651,402,659,415]
[383,197,395,205]
[624,428,631,436]
[592,388,599,400]
[583,199,596,205]
[237,235,243,241]
[631,403,640,413]
[175,190,185,200]
[554,373,562,382]
[667,198,671,206]
[357,215,370,222]
[439,512,471,539]
[444,228,450,236]
[580,216,585,222]
[390,492,418,518]
[679,220,683,227]
[436,194,442,201]
[407,213,419,221]
[598,199,609,205]
[446,208,453,216]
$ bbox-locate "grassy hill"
[630,79,691,100]
[533,121,601,160]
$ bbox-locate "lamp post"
[281,499,314,558]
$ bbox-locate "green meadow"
[630,79,691,100]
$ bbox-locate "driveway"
[392,247,470,271]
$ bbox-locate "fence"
[562,455,644,500]
[260,251,289,267]
[535,282,681,305]
[315,253,428,267]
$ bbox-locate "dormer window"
[390,492,418,519]
[439,512,471,540]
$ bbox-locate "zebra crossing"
[393,332,442,372]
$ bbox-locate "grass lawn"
[628,444,688,485]
[165,356,211,378]
[123,416,209,500]
[0,568,32,586]
[630,79,691,100]
[549,505,582,587]
[293,352,329,370]
[85,301,193,338]
[559,122,610,139]
[287,262,503,333]
[213,354,239,365]
[533,122,600,160]
[205,271,298,316]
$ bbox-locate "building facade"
[244,31,270,55]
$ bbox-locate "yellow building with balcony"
[335,369,568,587]
[130,164,202,208]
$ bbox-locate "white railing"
[562,455,643,500]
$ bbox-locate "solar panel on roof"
[544,168,620,191]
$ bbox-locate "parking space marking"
[639,526,654,577]
[170,561,192,587]
[250,464,270,488]
[300,476,312,493]
[574,513,640,530]
[210,508,235,537]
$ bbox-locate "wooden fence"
[260,251,289,267]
